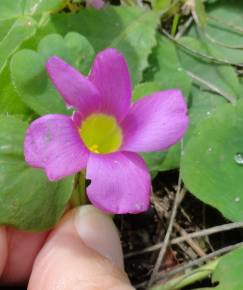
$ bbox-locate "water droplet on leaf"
[234,153,243,165]
[235,197,240,203]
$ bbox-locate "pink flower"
[86,0,105,9]
[24,48,188,214]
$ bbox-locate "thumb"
[28,205,134,290]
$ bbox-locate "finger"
[1,228,48,285]
[28,206,134,290]
[0,227,7,277]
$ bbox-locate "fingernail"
[74,205,124,270]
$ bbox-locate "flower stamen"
[90,144,99,153]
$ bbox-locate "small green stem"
[171,14,180,36]
[38,12,50,27]
[151,259,219,290]
[70,170,86,207]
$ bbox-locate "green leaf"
[0,0,66,20]
[177,36,242,101]
[38,7,160,84]
[206,40,243,65]
[23,0,66,16]
[196,247,243,290]
[132,81,164,101]
[194,0,243,69]
[0,20,14,40]
[0,65,30,115]
[0,115,74,231]
[188,86,227,130]
[0,16,37,73]
[151,0,171,11]
[0,15,37,115]
[78,7,159,84]
[11,49,67,115]
[186,26,243,65]
[144,35,192,98]
[0,1,23,21]
[0,0,66,72]
[38,32,95,74]
[206,0,243,47]
[11,32,94,115]
[181,100,243,221]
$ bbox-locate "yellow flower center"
[79,113,123,154]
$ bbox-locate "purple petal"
[46,56,101,118]
[86,0,104,9]
[86,151,151,214]
[24,114,89,181]
[89,48,132,121]
[121,90,189,152]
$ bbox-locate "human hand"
[0,205,134,290]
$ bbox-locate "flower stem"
[70,170,87,207]
[171,14,180,36]
[150,259,219,290]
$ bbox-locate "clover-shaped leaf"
[10,32,95,115]
[0,0,65,72]
[40,7,160,84]
[181,100,243,221]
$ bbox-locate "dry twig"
[152,195,206,258]
[147,173,184,288]
[125,221,243,258]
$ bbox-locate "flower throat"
[79,113,122,154]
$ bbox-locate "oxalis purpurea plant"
[0,0,243,289]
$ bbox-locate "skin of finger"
[0,228,48,285]
[28,211,134,290]
[0,227,8,278]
